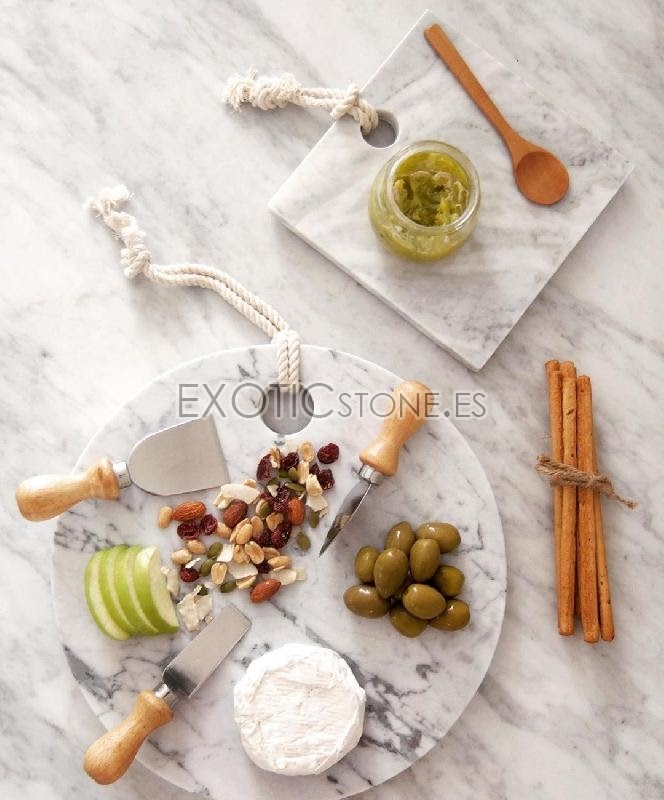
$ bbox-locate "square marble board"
[269,11,632,370]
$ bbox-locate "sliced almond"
[217,542,234,563]
[305,474,323,497]
[214,483,260,506]
[297,460,309,483]
[236,575,257,590]
[227,560,258,580]
[269,568,297,586]
[294,567,307,582]
[306,492,328,513]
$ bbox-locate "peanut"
[171,549,191,565]
[244,541,265,564]
[157,505,173,528]
[186,539,206,554]
[210,562,228,585]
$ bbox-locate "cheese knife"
[84,603,251,784]
[16,416,228,521]
[319,380,431,555]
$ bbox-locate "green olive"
[385,521,416,555]
[432,565,465,597]
[402,584,446,620]
[416,522,461,553]
[430,599,471,631]
[373,548,410,599]
[354,546,380,583]
[389,605,429,638]
[409,538,440,582]
[343,584,390,618]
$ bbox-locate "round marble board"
[53,345,506,799]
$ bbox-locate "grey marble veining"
[1,1,663,800]
[52,346,505,799]
[270,12,632,371]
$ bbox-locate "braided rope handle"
[86,186,300,388]
[223,69,379,135]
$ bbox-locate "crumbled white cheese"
[269,568,297,586]
[234,643,365,775]
[227,561,258,580]
[176,586,213,632]
[306,492,328,513]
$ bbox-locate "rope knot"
[331,83,379,134]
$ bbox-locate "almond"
[172,500,206,521]
[250,578,281,604]
[287,497,305,525]
[223,500,248,528]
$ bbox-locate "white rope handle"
[223,69,379,135]
[86,185,301,388]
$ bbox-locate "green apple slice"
[134,545,179,634]
[84,551,131,640]
[115,545,161,635]
[98,546,139,635]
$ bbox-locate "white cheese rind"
[234,643,365,775]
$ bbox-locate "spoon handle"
[424,24,521,156]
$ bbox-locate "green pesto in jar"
[392,151,470,227]
[368,140,480,262]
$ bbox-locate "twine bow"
[535,455,638,509]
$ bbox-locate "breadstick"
[545,361,563,619]
[559,361,577,635]
[577,376,599,643]
[593,423,615,641]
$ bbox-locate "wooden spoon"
[424,24,569,205]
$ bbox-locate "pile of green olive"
[343,521,471,637]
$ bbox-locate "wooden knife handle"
[84,690,174,785]
[15,458,121,521]
[360,380,432,477]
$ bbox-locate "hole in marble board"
[261,384,314,439]
[362,111,399,148]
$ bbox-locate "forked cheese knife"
[16,416,228,521]
[319,380,432,555]
[84,604,251,784]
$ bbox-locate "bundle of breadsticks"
[542,361,621,643]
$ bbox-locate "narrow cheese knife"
[319,380,431,555]
[84,604,251,784]
[16,416,228,521]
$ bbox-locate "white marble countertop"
[1,1,662,799]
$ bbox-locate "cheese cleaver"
[84,603,251,784]
[320,380,432,555]
[16,416,229,521]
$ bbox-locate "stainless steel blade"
[163,605,250,698]
[127,416,229,496]
[319,480,372,555]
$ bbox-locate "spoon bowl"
[514,148,570,205]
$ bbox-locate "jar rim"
[386,140,480,233]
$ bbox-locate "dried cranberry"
[281,451,299,470]
[256,560,270,574]
[255,529,272,548]
[256,454,273,482]
[177,521,199,540]
[273,485,292,513]
[309,462,320,477]
[180,567,199,582]
[198,514,218,534]
[318,443,339,464]
[318,469,335,490]
[271,522,292,549]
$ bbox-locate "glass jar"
[368,140,480,262]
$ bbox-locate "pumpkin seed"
[296,532,311,550]
[219,579,237,593]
